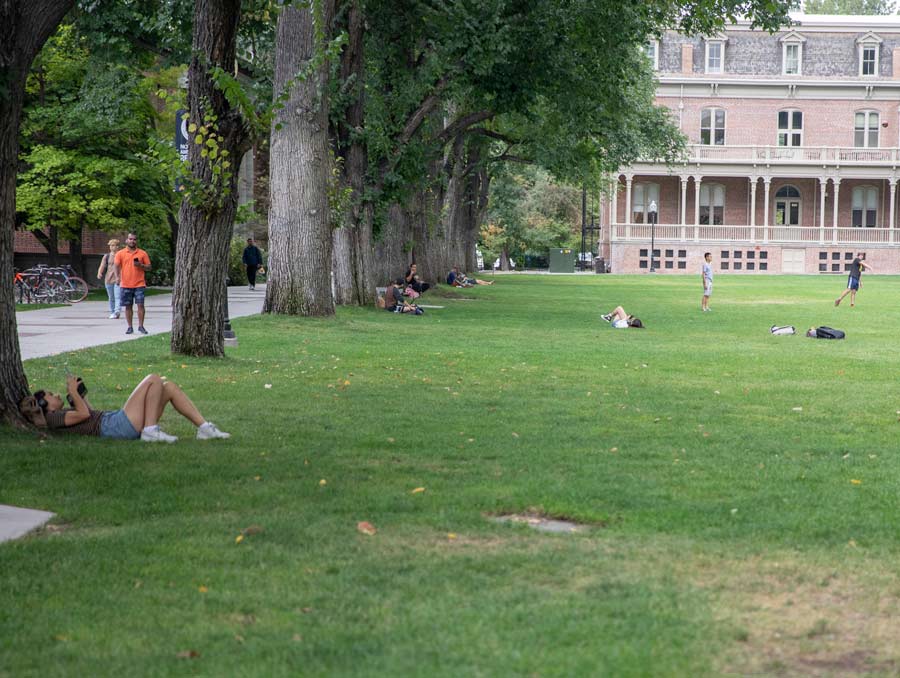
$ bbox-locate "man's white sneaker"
[108,313,118,319]
[601,313,612,322]
[141,425,178,443]
[197,422,231,440]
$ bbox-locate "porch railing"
[685,144,900,166]
[610,223,895,245]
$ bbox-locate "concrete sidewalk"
[18,285,267,360]
[0,505,55,543]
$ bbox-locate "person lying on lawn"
[32,373,230,443]
[447,266,494,287]
[600,305,644,329]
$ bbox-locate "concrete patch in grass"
[488,512,589,534]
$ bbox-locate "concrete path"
[0,505,55,542]
[18,285,267,360]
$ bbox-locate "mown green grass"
[4,274,900,676]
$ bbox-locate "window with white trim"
[852,186,878,227]
[632,183,660,224]
[642,40,659,70]
[785,44,801,75]
[699,184,725,225]
[854,110,880,148]
[700,108,725,145]
[705,41,724,74]
[857,33,882,76]
[777,110,803,147]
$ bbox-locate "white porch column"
[749,176,758,242]
[624,174,633,239]
[693,176,702,242]
[818,177,828,245]
[762,178,771,244]
[611,176,619,235]
[832,178,841,244]
[890,179,897,244]
[679,176,688,240]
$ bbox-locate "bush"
[142,236,174,286]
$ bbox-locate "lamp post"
[648,200,658,272]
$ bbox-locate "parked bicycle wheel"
[65,276,89,303]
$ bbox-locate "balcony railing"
[682,144,900,166]
[610,223,895,245]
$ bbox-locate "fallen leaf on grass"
[792,407,803,412]
[53,634,69,642]
[319,479,327,486]
[411,487,425,494]
[234,635,244,644]
[292,634,303,642]
[848,539,858,548]
[235,534,244,544]
[511,432,519,438]
[447,533,457,540]
[609,447,618,453]
[198,585,208,593]
[176,650,200,659]
[264,384,272,389]
[851,479,862,485]
[357,521,377,536]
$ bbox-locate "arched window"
[775,185,801,226]
[777,110,803,147]
[852,186,878,227]
[854,111,880,148]
[632,183,660,224]
[699,183,725,225]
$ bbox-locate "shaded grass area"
[4,274,900,676]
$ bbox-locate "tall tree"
[170,0,252,356]
[0,0,75,426]
[804,0,895,13]
[264,0,337,316]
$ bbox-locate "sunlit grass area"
[4,273,900,676]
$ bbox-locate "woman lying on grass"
[600,305,644,329]
[29,373,230,443]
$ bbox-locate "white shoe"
[601,313,612,322]
[108,313,118,319]
[141,425,178,443]
[197,422,231,440]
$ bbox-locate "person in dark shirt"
[835,253,873,307]
[34,373,230,443]
[404,263,431,294]
[242,237,264,290]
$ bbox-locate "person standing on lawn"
[97,238,121,319]
[835,253,873,307]
[242,237,263,290]
[701,252,714,312]
[114,232,151,335]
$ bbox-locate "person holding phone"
[30,373,230,442]
[114,231,151,335]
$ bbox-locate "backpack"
[770,325,795,335]
[809,326,845,340]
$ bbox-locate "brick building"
[602,13,900,274]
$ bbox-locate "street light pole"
[648,200,658,273]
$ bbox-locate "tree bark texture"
[264,1,335,317]
[251,140,270,247]
[0,0,74,426]
[331,0,374,306]
[372,203,412,287]
[171,0,250,357]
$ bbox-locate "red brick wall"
[14,228,121,255]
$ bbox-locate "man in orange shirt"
[114,232,152,335]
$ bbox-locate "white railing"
[682,144,900,166]
[611,223,895,245]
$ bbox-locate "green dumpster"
[548,248,575,273]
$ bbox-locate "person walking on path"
[835,253,873,307]
[27,373,230,443]
[97,238,121,319]
[701,252,714,312]
[114,232,151,335]
[242,237,263,290]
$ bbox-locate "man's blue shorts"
[119,287,146,307]
[100,409,140,440]
[847,276,860,291]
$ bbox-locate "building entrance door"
[775,199,801,226]
[782,248,805,273]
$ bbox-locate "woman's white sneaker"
[141,425,178,443]
[197,422,231,440]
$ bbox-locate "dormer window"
[857,32,882,76]
[705,36,727,74]
[780,32,806,76]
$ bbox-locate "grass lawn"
[4,273,900,676]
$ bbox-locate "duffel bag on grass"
[806,326,845,339]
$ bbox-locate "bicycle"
[45,265,89,303]
[23,264,89,303]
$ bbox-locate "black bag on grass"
[809,326,845,340]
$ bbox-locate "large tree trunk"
[373,203,411,287]
[0,0,74,426]
[332,0,374,306]
[171,0,250,357]
[264,1,335,316]
[252,139,269,247]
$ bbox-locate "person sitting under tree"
[27,373,230,443]
[447,266,494,287]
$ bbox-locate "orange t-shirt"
[115,247,150,288]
